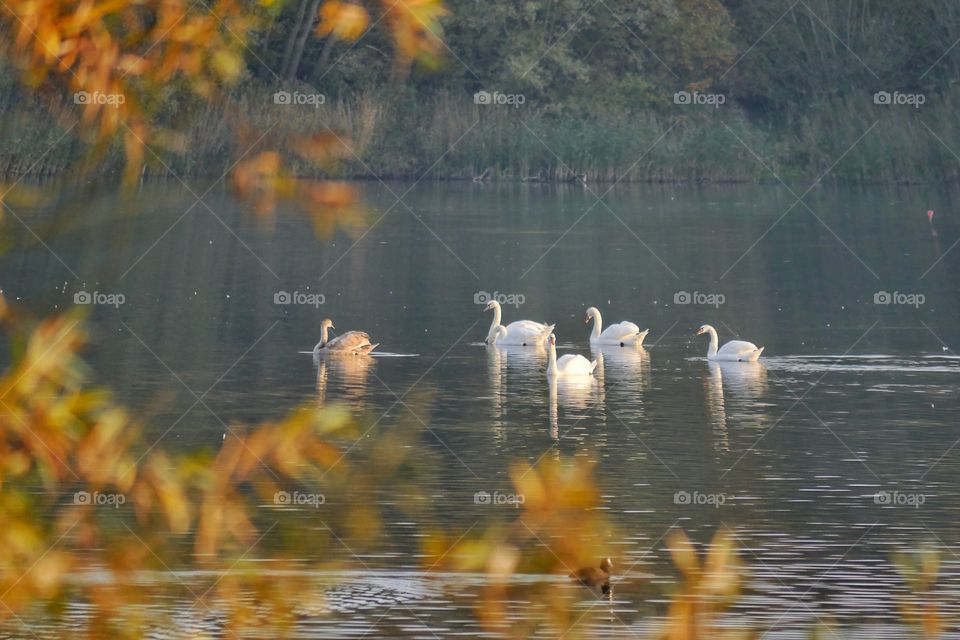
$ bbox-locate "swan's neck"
[590,311,602,338]
[706,327,719,358]
[547,343,558,377]
[320,325,330,347]
[487,303,502,341]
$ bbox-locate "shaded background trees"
[2,0,959,181]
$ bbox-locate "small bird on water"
[571,557,613,595]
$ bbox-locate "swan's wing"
[599,321,642,340]
[506,320,551,335]
[717,340,759,356]
[504,320,553,344]
[325,331,373,352]
[558,354,594,374]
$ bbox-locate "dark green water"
[2,180,960,637]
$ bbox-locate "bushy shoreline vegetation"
[3,1,960,184]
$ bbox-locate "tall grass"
[2,75,959,184]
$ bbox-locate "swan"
[584,307,648,346]
[547,334,597,377]
[697,324,763,362]
[484,300,554,346]
[313,318,379,356]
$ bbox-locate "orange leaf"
[316,1,370,41]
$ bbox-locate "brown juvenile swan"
[313,318,379,356]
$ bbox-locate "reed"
[2,77,959,184]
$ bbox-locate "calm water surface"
[3,180,960,637]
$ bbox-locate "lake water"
[3,180,960,637]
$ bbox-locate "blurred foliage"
[893,544,948,637]
[423,458,621,637]
[659,529,751,640]
[0,294,436,636]
[0,0,449,214]
[0,294,952,637]
[3,0,958,182]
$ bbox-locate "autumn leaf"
[316,1,370,41]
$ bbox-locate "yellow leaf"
[316,1,370,41]
[211,49,243,80]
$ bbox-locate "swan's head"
[600,557,613,573]
[548,333,557,346]
[321,318,335,330]
[696,324,712,336]
[584,306,599,324]
[483,300,499,313]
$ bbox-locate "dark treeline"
[3,0,960,182]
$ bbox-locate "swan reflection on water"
[315,352,376,407]
[591,345,651,390]
[485,342,548,438]
[705,360,770,452]
[548,371,600,441]
[486,344,508,438]
[485,341,547,374]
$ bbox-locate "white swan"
[584,307,648,346]
[484,300,554,346]
[697,324,763,362]
[313,318,379,356]
[547,334,597,377]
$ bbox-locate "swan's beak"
[695,327,705,335]
[583,315,589,324]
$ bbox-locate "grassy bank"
[3,76,959,184]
